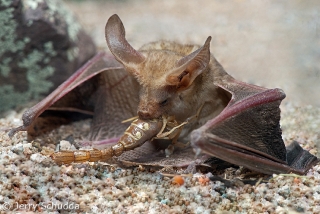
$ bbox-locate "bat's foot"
[165,141,190,157]
[165,144,174,157]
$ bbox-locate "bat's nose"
[138,110,152,120]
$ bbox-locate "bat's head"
[105,14,211,120]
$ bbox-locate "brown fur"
[105,14,231,139]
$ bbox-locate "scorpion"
[51,104,204,165]
[51,115,189,164]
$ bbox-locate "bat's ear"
[105,14,145,75]
[166,36,211,90]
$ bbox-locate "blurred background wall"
[66,0,320,107]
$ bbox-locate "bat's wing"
[117,140,210,169]
[191,76,318,175]
[9,52,140,143]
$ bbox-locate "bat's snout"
[138,110,153,120]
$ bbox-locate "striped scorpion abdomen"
[51,118,164,164]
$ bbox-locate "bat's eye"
[159,99,168,106]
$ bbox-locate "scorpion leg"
[160,104,206,157]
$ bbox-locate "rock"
[0,0,96,113]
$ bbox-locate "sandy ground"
[1,0,320,213]
[0,105,320,213]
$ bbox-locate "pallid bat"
[9,14,318,175]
